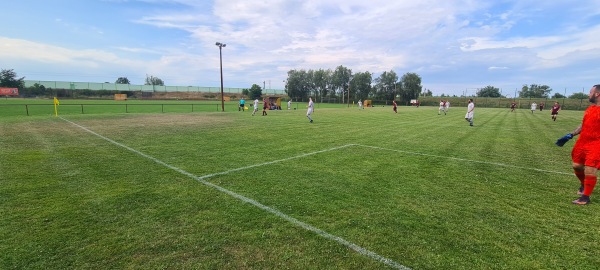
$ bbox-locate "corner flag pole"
[53,97,59,116]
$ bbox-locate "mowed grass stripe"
[2,105,598,269]
[59,117,410,270]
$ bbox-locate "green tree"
[145,75,164,86]
[312,69,330,102]
[477,85,502,97]
[350,71,372,101]
[21,83,46,97]
[519,84,552,98]
[115,77,131,84]
[399,72,422,102]
[0,69,25,89]
[552,93,566,99]
[568,92,588,99]
[246,84,262,100]
[306,70,317,99]
[286,69,310,100]
[421,88,433,97]
[373,70,398,100]
[331,65,352,103]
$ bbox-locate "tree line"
[1,68,589,100]
[282,66,423,103]
[475,85,587,99]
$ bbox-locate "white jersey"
[465,102,474,119]
[307,99,314,115]
[253,99,259,109]
[531,103,537,111]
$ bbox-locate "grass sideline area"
[0,98,348,116]
[1,103,599,269]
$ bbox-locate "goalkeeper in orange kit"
[556,84,600,205]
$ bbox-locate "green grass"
[1,102,599,269]
[0,98,347,116]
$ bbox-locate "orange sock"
[583,175,597,196]
[575,170,585,186]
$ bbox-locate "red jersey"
[574,105,600,149]
[551,104,560,114]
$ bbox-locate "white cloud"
[4,0,600,94]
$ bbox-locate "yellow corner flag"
[53,97,60,116]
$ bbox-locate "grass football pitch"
[1,102,599,269]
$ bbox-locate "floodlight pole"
[216,42,226,112]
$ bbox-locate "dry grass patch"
[65,113,235,132]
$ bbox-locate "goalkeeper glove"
[555,133,573,147]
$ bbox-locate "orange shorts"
[572,145,600,169]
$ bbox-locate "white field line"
[59,118,409,270]
[355,144,571,176]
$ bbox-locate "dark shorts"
[551,111,558,115]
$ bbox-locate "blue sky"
[2,0,600,96]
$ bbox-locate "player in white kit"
[307,97,314,123]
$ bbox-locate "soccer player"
[530,102,537,113]
[445,100,450,113]
[393,100,397,113]
[551,101,561,121]
[252,98,259,116]
[288,99,292,110]
[539,102,545,111]
[262,98,268,116]
[438,100,446,115]
[307,96,314,123]
[555,85,600,205]
[510,102,516,112]
[358,99,363,109]
[465,99,474,126]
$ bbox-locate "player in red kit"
[393,100,397,113]
[262,98,268,116]
[551,101,561,121]
[556,85,600,205]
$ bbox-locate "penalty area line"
[197,143,356,180]
[59,118,410,270]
